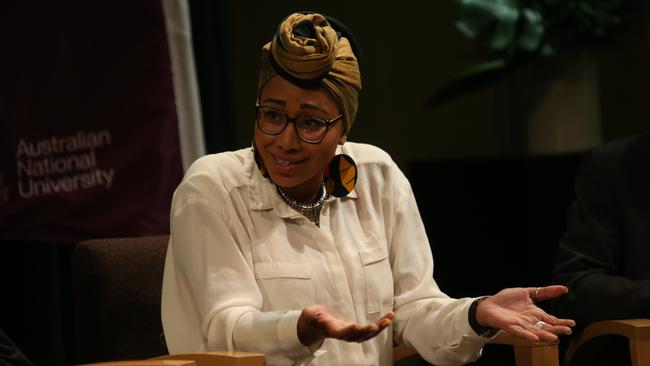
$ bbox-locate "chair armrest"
[80,361,196,366]
[569,318,650,342]
[488,331,559,366]
[564,318,650,366]
[488,330,558,347]
[393,332,559,366]
[153,352,265,366]
[152,337,559,366]
[158,348,416,365]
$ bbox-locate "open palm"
[476,286,575,342]
[297,304,395,346]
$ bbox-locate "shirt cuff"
[277,310,326,358]
[234,309,325,362]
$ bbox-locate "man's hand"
[297,304,395,347]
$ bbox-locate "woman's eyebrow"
[261,98,327,114]
[261,98,285,106]
[300,103,327,114]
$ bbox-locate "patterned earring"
[324,154,357,198]
[252,143,269,178]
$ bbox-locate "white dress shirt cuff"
[278,310,326,359]
[234,310,325,362]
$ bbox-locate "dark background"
[1,0,649,365]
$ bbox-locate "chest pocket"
[359,248,394,315]
[254,262,315,311]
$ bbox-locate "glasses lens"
[296,116,327,142]
[257,107,286,133]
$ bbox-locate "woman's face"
[254,75,345,201]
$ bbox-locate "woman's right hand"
[297,304,395,347]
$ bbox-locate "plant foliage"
[429,0,623,106]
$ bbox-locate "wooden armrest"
[569,318,650,342]
[488,331,559,366]
[393,332,559,366]
[153,352,265,366]
[565,318,650,366]
[488,330,558,347]
[79,361,196,366]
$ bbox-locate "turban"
[257,12,362,134]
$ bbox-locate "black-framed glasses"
[255,106,343,144]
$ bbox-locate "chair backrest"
[72,235,170,363]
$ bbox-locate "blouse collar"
[246,145,357,216]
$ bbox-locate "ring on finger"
[533,287,541,301]
[534,320,546,329]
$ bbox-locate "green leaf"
[428,59,512,106]
[540,42,555,57]
[539,0,565,6]
[456,0,521,50]
[431,0,626,108]
[516,7,545,51]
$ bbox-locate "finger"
[529,285,568,301]
[356,322,391,343]
[329,313,395,343]
[342,324,378,342]
[507,324,540,343]
[348,324,380,342]
[541,313,576,327]
[364,318,392,339]
[379,311,395,322]
[528,321,561,342]
[532,328,559,343]
[556,318,576,327]
[376,316,393,329]
[352,316,394,343]
[536,331,559,342]
[359,317,392,339]
[541,324,573,336]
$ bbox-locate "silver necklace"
[277,183,327,226]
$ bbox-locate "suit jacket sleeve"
[552,146,650,327]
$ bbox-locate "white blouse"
[162,142,488,366]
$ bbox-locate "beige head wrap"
[257,13,362,134]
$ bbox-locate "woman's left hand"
[475,285,576,342]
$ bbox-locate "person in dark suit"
[0,329,32,366]
[552,131,650,365]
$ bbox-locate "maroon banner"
[0,1,183,243]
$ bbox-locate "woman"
[161,12,574,366]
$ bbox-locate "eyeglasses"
[255,106,343,144]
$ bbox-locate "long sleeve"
[388,168,488,365]
[552,147,650,328]
[161,163,316,364]
[163,144,494,365]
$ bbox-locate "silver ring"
[533,287,541,301]
[534,320,546,329]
